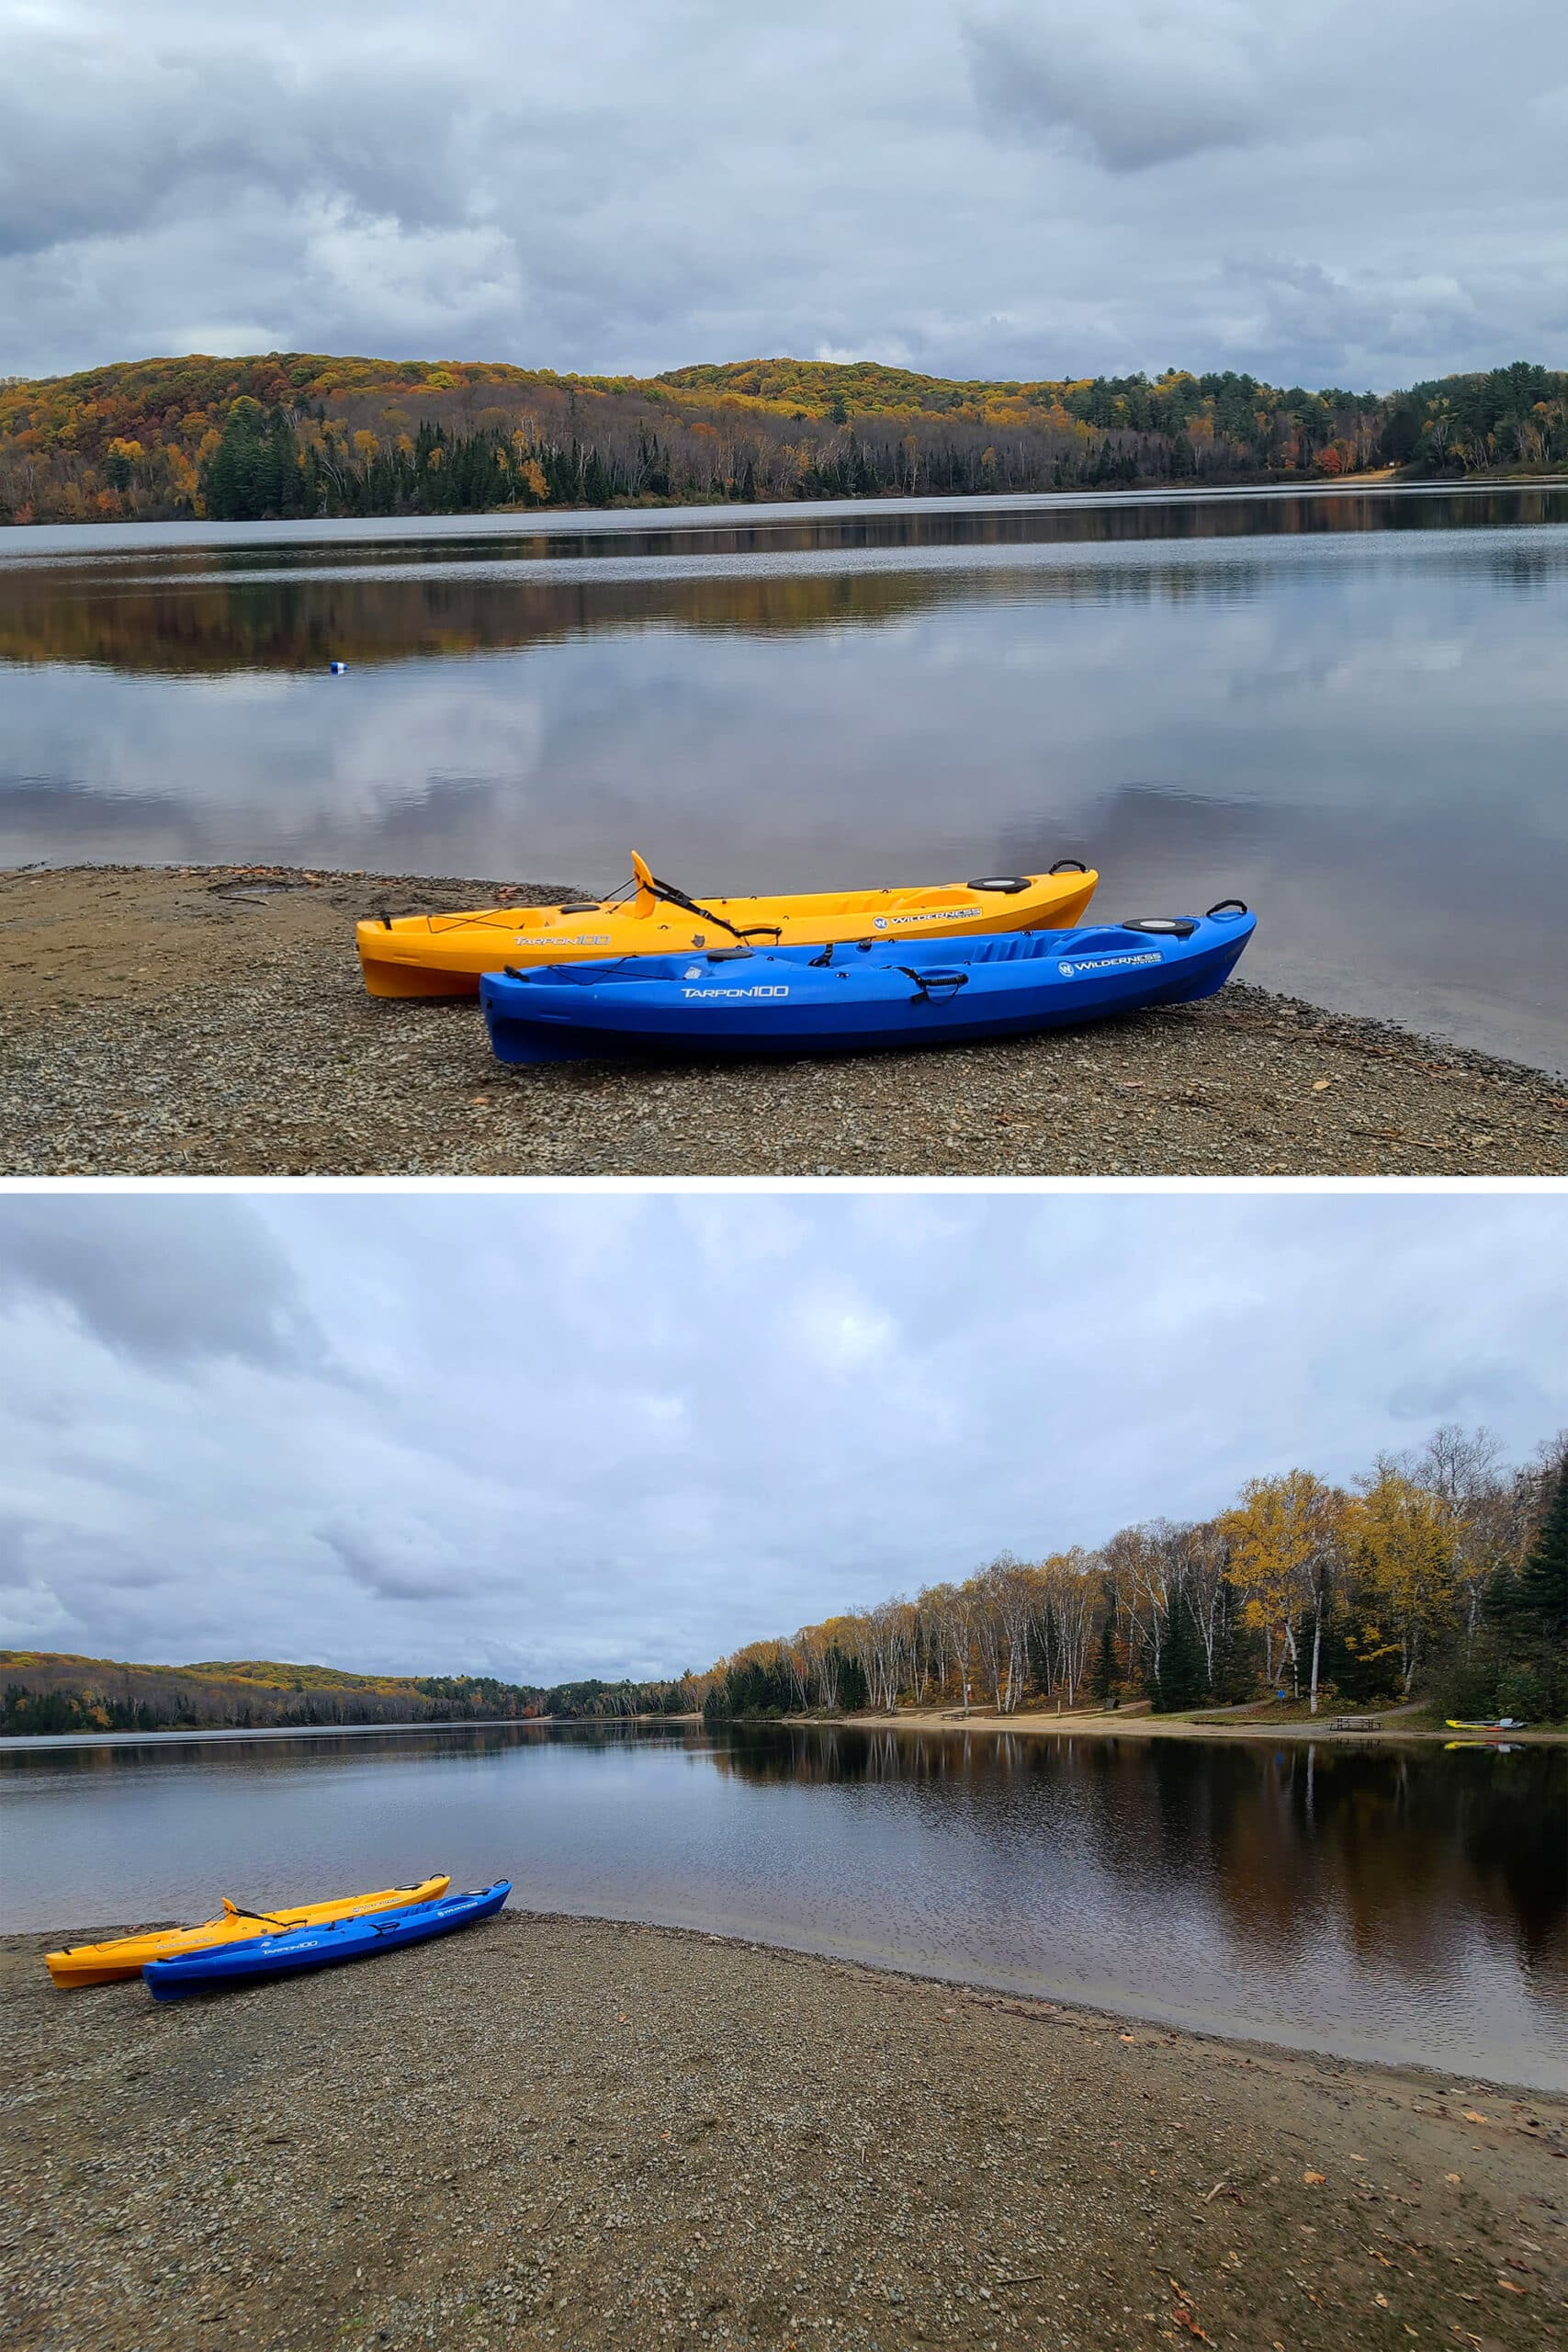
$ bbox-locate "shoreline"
[815,1704,1568,1746]
[4,864,1563,1176]
[5,469,1565,536]
[9,1703,1562,1753]
[5,1911,1563,2350]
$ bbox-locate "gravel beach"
[2,865,1563,1176]
[3,1912,1563,2352]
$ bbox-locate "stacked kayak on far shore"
[45,1874,451,1988]
[143,1882,512,2000]
[480,903,1257,1066]
[356,852,1100,997]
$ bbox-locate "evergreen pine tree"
[1210,1607,1260,1705]
[1153,1594,1209,1713]
[836,1653,869,1713]
[1090,1617,1119,1706]
[1498,1453,1568,1716]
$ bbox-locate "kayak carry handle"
[900,967,970,1001]
[1206,899,1248,919]
[1049,858,1089,874]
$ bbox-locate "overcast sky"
[1,1190,1562,1681]
[4,2,1565,389]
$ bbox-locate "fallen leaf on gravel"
[1444,2173,1461,2183]
[1119,2032,1137,2043]
[1172,2312,1212,2342]
[1312,1078,1333,1091]
[1375,2290,1390,2306]
[1497,2278,1525,2293]
[1303,2170,1326,2185]
[1461,2110,1490,2124]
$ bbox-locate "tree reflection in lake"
[4,488,1565,1064]
[3,1720,1562,2083]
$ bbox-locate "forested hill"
[1,350,1562,525]
[0,1650,696,1735]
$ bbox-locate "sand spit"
[2,865,1562,1176]
[3,1912,1564,2352]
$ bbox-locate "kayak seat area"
[916,928,1162,968]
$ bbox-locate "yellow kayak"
[357,852,1099,998]
[44,1874,451,1988]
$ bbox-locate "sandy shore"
[2,865,1563,1176]
[3,1913,1563,2352]
[827,1704,1568,1747]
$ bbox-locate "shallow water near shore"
[2,483,1566,1068]
[4,1721,1562,2086]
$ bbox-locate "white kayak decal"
[679,985,792,999]
[871,906,982,931]
[1057,951,1164,973]
[513,933,612,947]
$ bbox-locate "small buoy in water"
[330,660,347,674]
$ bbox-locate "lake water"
[4,1723,1563,2089]
[1,483,1565,1069]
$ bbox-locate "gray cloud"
[1,2,1564,388]
[0,1195,323,1371]
[964,4,1271,172]
[0,1193,1563,1679]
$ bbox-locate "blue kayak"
[141,1880,510,2000]
[480,904,1256,1065]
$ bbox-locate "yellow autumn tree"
[1349,1468,1458,1695]
[1220,1470,1345,1710]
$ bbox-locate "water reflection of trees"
[3,488,1561,673]
[709,1726,1566,1990]
[0,1714,705,1785]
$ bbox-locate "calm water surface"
[2,484,1565,1069]
[3,1723,1562,2088]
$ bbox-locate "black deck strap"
[1205,899,1248,919]
[1049,858,1089,873]
[808,941,835,967]
[380,914,392,929]
[735,924,784,941]
[502,966,526,979]
[647,872,752,945]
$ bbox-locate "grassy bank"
[3,1912,1563,2352]
[3,865,1564,1177]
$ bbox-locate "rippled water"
[3,1723,1562,2087]
[1,485,1565,1067]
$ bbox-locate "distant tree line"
[0,1658,700,1736]
[3,350,1563,525]
[696,1428,1567,1726]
